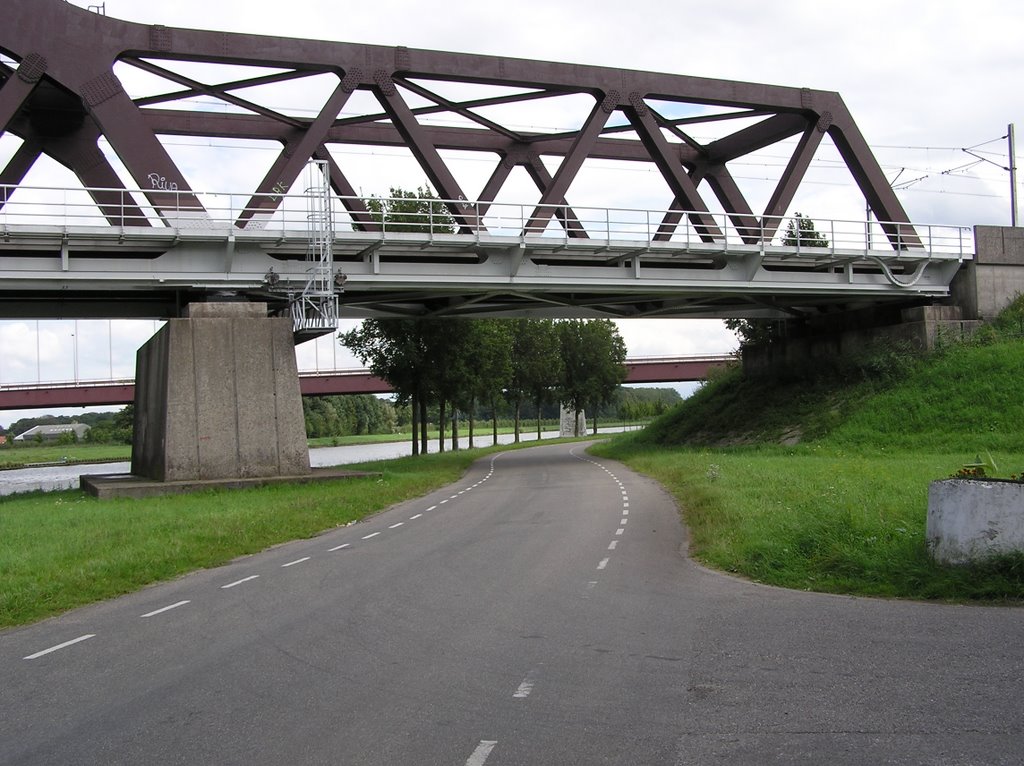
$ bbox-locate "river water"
[0,426,637,497]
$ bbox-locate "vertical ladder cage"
[291,159,340,340]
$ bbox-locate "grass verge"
[0,444,131,469]
[591,440,1024,602]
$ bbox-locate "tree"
[782,212,829,248]
[341,187,458,455]
[463,319,513,448]
[728,213,830,347]
[556,319,627,436]
[507,319,563,442]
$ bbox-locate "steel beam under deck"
[0,220,970,321]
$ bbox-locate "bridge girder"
[0,0,918,250]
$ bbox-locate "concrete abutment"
[742,225,1023,376]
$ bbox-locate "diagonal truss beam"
[123,57,305,128]
[236,81,352,228]
[522,154,588,238]
[374,78,482,233]
[0,56,44,133]
[312,144,380,232]
[761,123,826,239]
[523,97,610,235]
[0,137,40,189]
[625,100,723,242]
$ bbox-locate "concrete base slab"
[80,467,379,500]
[927,478,1024,564]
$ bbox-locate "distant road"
[3,441,1021,764]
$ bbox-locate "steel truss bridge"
[0,0,971,325]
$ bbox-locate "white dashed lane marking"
[141,600,190,618]
[23,634,95,661]
[466,740,498,766]
[281,556,311,568]
[362,532,381,540]
[221,575,260,589]
[328,543,350,551]
[597,558,609,570]
[513,669,540,698]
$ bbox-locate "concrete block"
[1004,227,1024,263]
[927,479,1024,564]
[560,406,586,437]
[186,302,266,319]
[132,303,310,482]
[163,322,200,480]
[269,320,312,475]
[975,225,1024,266]
[192,316,239,480]
[975,265,1024,319]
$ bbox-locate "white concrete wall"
[927,479,1024,564]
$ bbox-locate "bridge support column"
[131,302,311,482]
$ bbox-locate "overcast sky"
[1,0,1021,426]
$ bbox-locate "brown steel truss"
[0,0,918,248]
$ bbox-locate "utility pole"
[1010,123,1018,227]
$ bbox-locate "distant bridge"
[0,354,733,410]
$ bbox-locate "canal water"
[0,427,636,497]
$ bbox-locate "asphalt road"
[2,441,1022,765]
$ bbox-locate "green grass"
[594,313,1024,602]
[592,442,1024,601]
[0,443,131,468]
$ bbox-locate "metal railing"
[0,184,975,259]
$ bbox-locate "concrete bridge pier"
[131,302,311,482]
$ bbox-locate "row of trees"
[341,316,627,455]
[0,408,134,445]
[303,394,397,439]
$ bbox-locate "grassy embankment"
[593,305,1024,602]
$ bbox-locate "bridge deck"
[0,189,973,320]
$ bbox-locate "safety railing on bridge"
[0,184,975,260]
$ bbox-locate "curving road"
[2,442,1022,765]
